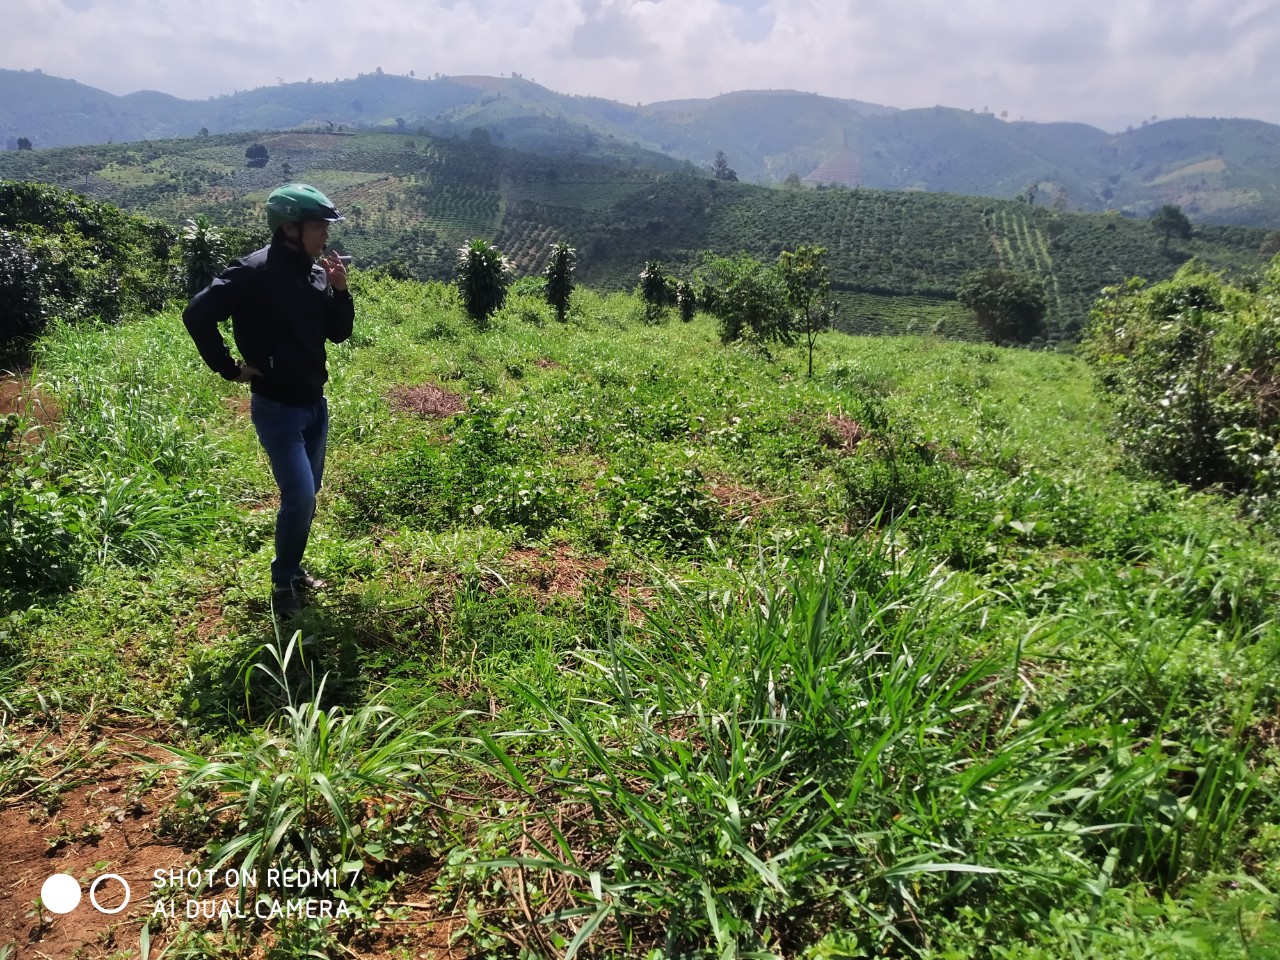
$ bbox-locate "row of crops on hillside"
[2,129,1272,340]
[833,292,981,339]
[707,186,1002,296]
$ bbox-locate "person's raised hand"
[322,250,348,291]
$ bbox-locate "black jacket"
[182,237,355,406]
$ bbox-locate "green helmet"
[266,183,343,233]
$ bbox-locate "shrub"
[0,181,179,359]
[675,279,696,322]
[602,459,721,550]
[697,253,792,346]
[0,459,83,599]
[956,269,1047,343]
[639,259,669,322]
[1083,263,1279,498]
[0,229,43,361]
[455,238,510,325]
[181,215,227,297]
[544,241,575,322]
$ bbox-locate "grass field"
[1,277,1278,958]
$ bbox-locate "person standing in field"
[182,184,353,616]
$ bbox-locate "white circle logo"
[88,874,131,914]
[40,874,82,914]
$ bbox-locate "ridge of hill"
[4,69,1280,227]
[2,128,1271,341]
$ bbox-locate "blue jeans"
[251,394,328,585]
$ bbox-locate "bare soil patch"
[708,480,781,522]
[817,414,864,453]
[0,718,188,959]
[1,374,61,450]
[388,383,468,419]
[501,544,608,600]
[0,715,488,958]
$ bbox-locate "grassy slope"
[2,281,1279,957]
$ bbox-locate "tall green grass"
[470,535,1271,956]
[5,275,1278,958]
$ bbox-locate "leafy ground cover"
[1,276,1278,958]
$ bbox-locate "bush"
[0,229,43,361]
[0,458,83,600]
[544,242,575,322]
[603,459,721,550]
[0,181,179,359]
[1083,263,1279,499]
[350,405,574,536]
[697,253,792,346]
[455,238,510,325]
[956,269,1047,343]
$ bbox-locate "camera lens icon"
[40,873,131,915]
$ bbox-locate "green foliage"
[455,237,510,324]
[712,149,738,182]
[543,241,575,322]
[639,259,668,322]
[0,459,82,598]
[2,130,1270,342]
[0,180,179,359]
[602,458,721,551]
[675,278,697,322]
[779,243,836,376]
[473,539,1184,956]
[1152,203,1193,252]
[244,142,269,169]
[698,252,793,346]
[180,215,227,297]
[163,633,452,893]
[0,228,43,360]
[1083,263,1280,498]
[957,269,1048,343]
[350,403,574,536]
[8,271,1280,957]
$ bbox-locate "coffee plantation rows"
[0,128,1272,340]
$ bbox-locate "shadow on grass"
[178,599,371,734]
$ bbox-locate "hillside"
[2,270,1277,957]
[4,69,1280,227]
[2,130,1271,341]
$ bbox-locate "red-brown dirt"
[387,384,468,419]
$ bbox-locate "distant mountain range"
[3,68,1279,228]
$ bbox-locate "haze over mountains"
[3,68,1280,228]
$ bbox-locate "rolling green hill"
[5,69,1280,227]
[2,128,1271,340]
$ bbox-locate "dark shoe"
[292,570,327,592]
[272,582,302,617]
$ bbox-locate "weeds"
[160,632,461,901]
[7,276,1279,957]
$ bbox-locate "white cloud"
[3,0,1277,129]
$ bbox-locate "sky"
[5,0,1279,132]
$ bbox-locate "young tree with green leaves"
[544,241,575,322]
[778,244,836,377]
[456,238,510,325]
[956,270,1047,344]
[698,253,792,347]
[181,215,227,297]
[675,279,697,323]
[640,259,668,322]
[1151,204,1192,253]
